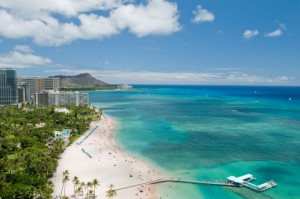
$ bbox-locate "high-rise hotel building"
[18,78,59,97]
[0,68,18,106]
[34,91,89,107]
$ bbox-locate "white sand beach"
[52,115,162,199]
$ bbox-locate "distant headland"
[50,73,118,91]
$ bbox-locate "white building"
[54,107,70,114]
[34,91,89,106]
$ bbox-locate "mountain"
[51,73,109,87]
[50,73,116,90]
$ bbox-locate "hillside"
[50,73,117,90]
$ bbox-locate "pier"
[150,178,235,186]
[242,180,277,192]
[116,177,237,191]
[227,174,277,192]
[116,174,277,193]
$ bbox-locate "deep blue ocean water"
[90,85,300,199]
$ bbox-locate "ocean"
[90,85,300,199]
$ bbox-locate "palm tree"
[60,178,65,197]
[40,181,54,199]
[87,189,94,199]
[72,176,80,197]
[87,181,93,191]
[80,182,86,196]
[47,180,54,189]
[62,170,69,179]
[60,170,70,198]
[63,174,70,197]
[92,179,100,198]
[106,184,117,199]
[75,186,83,199]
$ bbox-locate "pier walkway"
[116,175,277,193]
[116,178,237,191]
[151,178,236,186]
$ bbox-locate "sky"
[0,0,299,85]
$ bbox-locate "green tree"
[79,182,86,196]
[106,184,117,199]
[87,189,94,199]
[47,180,54,189]
[75,186,83,199]
[60,170,70,198]
[92,178,100,199]
[87,181,93,193]
[72,176,80,197]
[0,105,99,198]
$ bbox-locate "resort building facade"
[18,77,59,97]
[34,91,89,107]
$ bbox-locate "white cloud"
[243,29,259,39]
[265,23,286,38]
[279,23,286,30]
[44,69,293,85]
[226,73,292,84]
[0,46,52,68]
[77,14,119,40]
[111,0,180,37]
[192,5,215,23]
[265,29,283,37]
[13,45,34,53]
[0,0,126,17]
[0,0,181,46]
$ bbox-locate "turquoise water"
[90,85,300,199]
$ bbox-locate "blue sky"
[0,0,299,85]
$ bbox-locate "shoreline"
[52,114,162,199]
